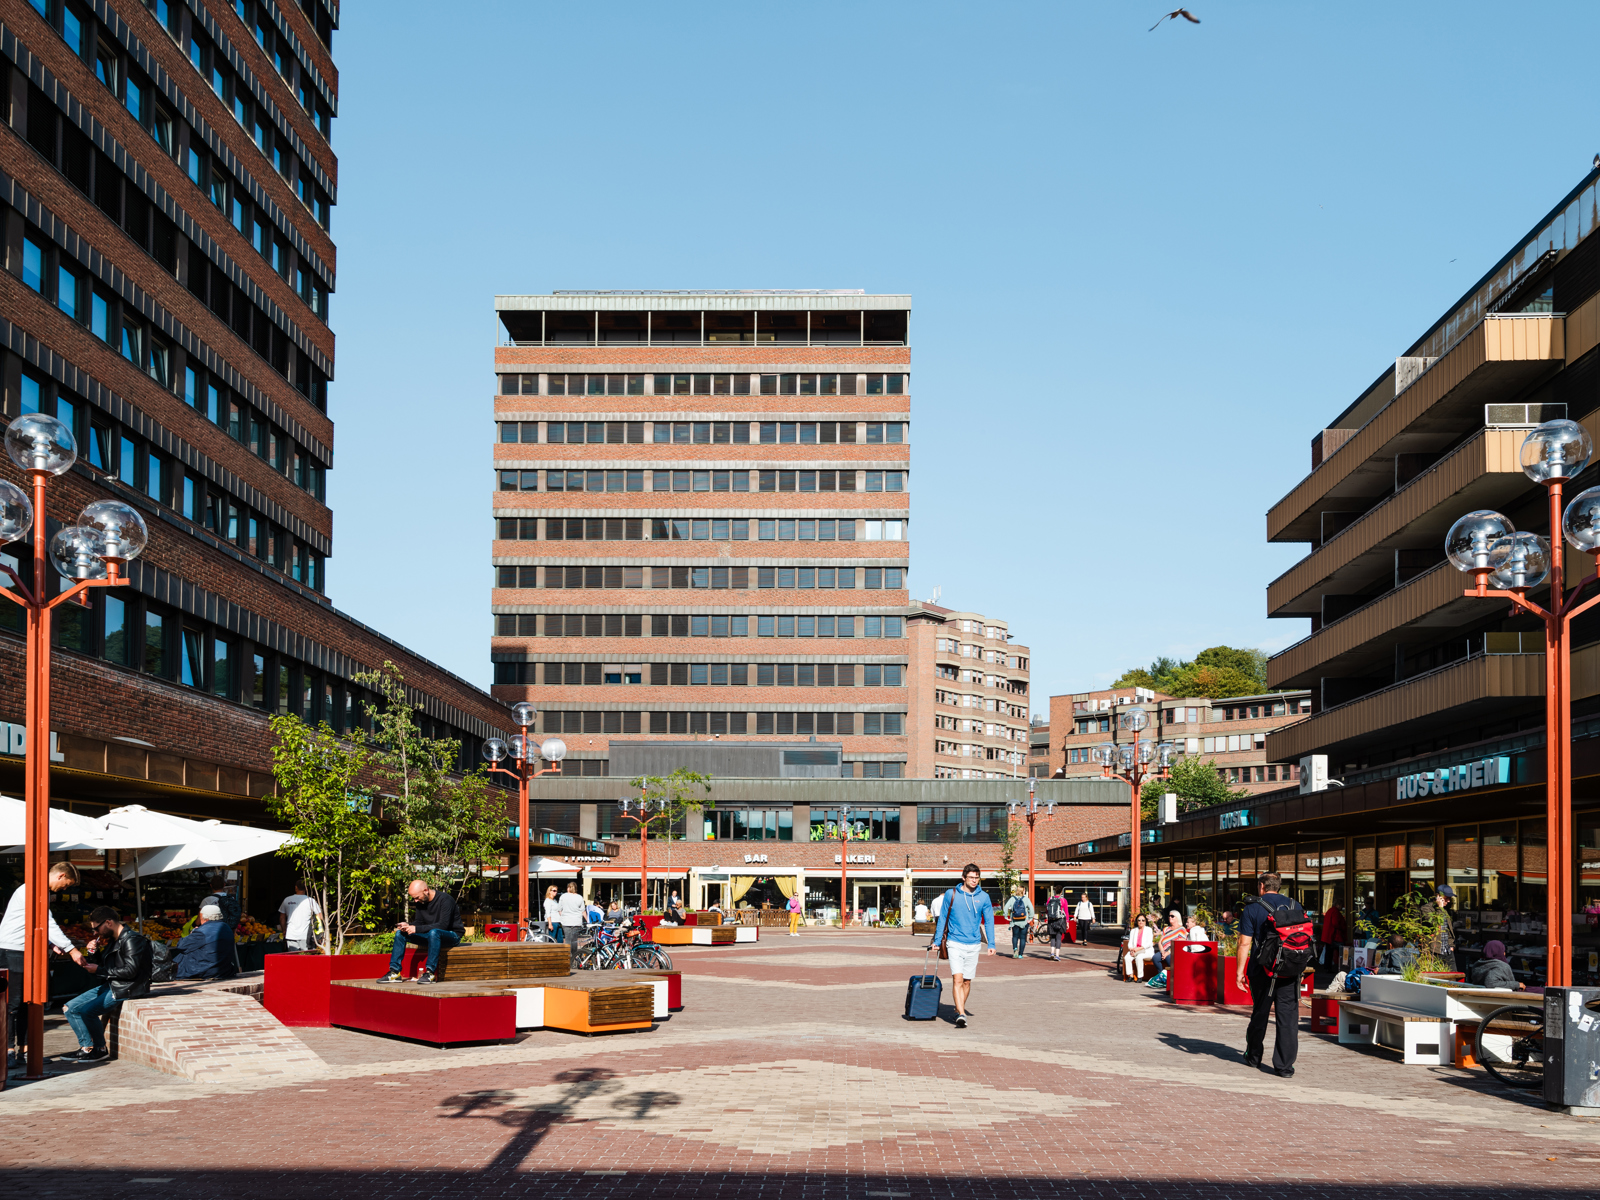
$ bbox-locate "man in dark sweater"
[378,880,464,984]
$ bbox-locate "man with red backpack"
[1235,872,1314,1078]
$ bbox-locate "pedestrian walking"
[1073,892,1096,942]
[278,882,322,951]
[1005,886,1034,958]
[558,882,587,940]
[927,863,995,1028]
[543,885,563,942]
[62,905,152,1062]
[1235,872,1306,1078]
[1045,890,1068,960]
[1430,885,1458,969]
[787,891,803,936]
[2,861,88,1071]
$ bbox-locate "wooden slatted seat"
[433,943,570,980]
[1337,998,1452,1064]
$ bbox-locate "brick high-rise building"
[905,602,1030,779]
[1,0,512,918]
[491,291,912,779]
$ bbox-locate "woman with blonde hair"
[542,884,563,942]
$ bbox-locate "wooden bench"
[432,943,570,980]
[1337,999,1452,1065]
[653,925,756,945]
[911,921,935,937]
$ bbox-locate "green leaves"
[629,768,714,829]
[1112,645,1270,699]
[1138,754,1250,819]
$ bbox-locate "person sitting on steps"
[377,880,463,985]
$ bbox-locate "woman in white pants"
[1124,914,1155,980]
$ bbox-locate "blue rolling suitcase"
[905,948,942,1020]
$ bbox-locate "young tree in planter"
[997,820,1021,898]
[1139,755,1251,820]
[265,714,378,954]
[354,662,507,906]
[628,768,713,910]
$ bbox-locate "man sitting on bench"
[1375,933,1418,976]
[378,880,464,985]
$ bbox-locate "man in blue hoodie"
[929,863,995,1028]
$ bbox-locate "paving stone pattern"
[5,932,1600,1200]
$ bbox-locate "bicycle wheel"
[630,944,673,971]
[573,943,601,971]
[1474,1004,1546,1090]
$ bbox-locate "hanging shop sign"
[1395,755,1509,800]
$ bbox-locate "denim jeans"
[387,929,461,975]
[552,922,565,944]
[64,984,121,1051]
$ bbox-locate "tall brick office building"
[491,291,913,780]
[0,0,509,915]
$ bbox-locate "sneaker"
[413,969,436,985]
[1276,1066,1295,1078]
[954,1014,968,1029]
[68,1047,108,1062]
[376,971,404,983]
[1244,1053,1262,1070]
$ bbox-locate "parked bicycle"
[573,909,673,971]
[1473,1004,1546,1090]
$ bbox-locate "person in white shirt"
[557,882,587,937]
[1073,893,1096,942]
[1182,914,1210,951]
[542,885,563,941]
[1123,913,1156,980]
[277,883,322,952]
[914,901,930,922]
[2,861,87,1066]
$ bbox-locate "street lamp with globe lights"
[1092,705,1180,925]
[481,702,565,937]
[1007,778,1056,915]
[0,414,146,1078]
[1444,417,1600,988]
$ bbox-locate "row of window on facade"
[1158,700,1311,725]
[933,714,1029,740]
[496,518,905,544]
[498,469,905,494]
[509,661,907,687]
[935,637,1022,666]
[503,421,906,446]
[529,709,907,739]
[20,3,333,313]
[5,360,327,591]
[11,197,328,414]
[934,741,1027,764]
[491,614,908,640]
[500,308,907,348]
[500,372,908,397]
[495,565,906,591]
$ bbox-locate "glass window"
[103,595,128,664]
[56,264,78,319]
[19,374,41,415]
[143,608,166,675]
[21,237,44,292]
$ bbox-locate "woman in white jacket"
[1124,913,1155,980]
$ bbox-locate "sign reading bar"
[743,853,769,864]
[1396,755,1509,800]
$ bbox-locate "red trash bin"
[1169,940,1219,1005]
[485,923,519,943]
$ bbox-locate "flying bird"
[1150,8,1200,30]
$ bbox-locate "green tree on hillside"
[1111,645,1271,699]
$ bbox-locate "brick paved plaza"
[5,932,1600,1199]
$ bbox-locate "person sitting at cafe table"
[172,904,237,980]
[1468,939,1524,990]
[1375,933,1418,975]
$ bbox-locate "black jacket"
[96,927,154,1000]
[1469,956,1518,990]
[412,890,463,936]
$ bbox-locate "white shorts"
[947,940,982,979]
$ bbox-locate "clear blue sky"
[324,2,1600,709]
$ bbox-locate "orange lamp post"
[1007,777,1055,909]
[1445,418,1600,989]
[1,414,149,1079]
[482,714,565,937]
[617,796,672,914]
[1093,707,1179,927]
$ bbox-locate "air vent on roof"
[1486,403,1566,427]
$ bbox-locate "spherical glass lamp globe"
[1445,510,1515,572]
[481,737,508,763]
[0,479,33,545]
[1520,419,1593,483]
[1119,708,1149,732]
[1562,486,1600,553]
[5,413,77,475]
[540,737,567,763]
[1094,742,1117,766]
[78,500,148,562]
[49,526,107,581]
[1118,744,1136,768]
[1487,532,1550,590]
[1158,741,1179,766]
[511,701,536,728]
[508,733,529,761]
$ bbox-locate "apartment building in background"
[0,0,511,916]
[490,291,912,778]
[1049,686,1311,796]
[905,601,1030,779]
[1028,714,1050,777]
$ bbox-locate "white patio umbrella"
[0,794,106,851]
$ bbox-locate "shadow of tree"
[438,1068,682,1172]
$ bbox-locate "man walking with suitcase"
[929,864,995,1028]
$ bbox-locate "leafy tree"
[1138,755,1251,819]
[1112,645,1271,699]
[355,661,507,904]
[630,768,713,909]
[997,820,1020,898]
[265,715,379,955]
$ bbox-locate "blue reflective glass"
[21,238,43,291]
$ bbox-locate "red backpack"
[1250,896,1316,980]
